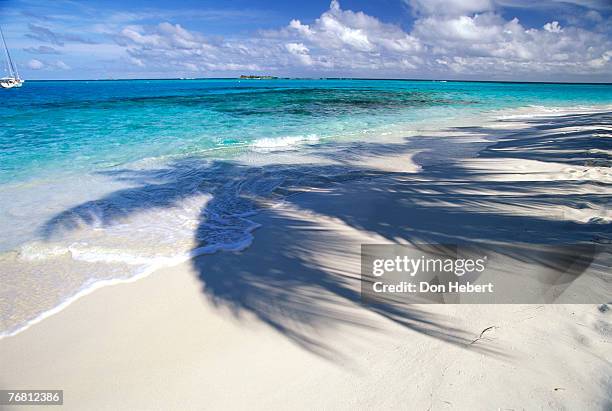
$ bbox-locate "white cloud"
[285,42,309,55]
[288,19,313,37]
[407,0,493,16]
[118,22,213,51]
[23,45,61,55]
[411,9,611,76]
[26,59,71,71]
[584,10,603,22]
[287,1,421,54]
[543,21,563,33]
[495,0,612,11]
[285,42,313,66]
[181,62,198,71]
[25,23,98,46]
[587,50,611,68]
[27,59,44,70]
[20,0,607,80]
[128,56,145,67]
[54,60,70,70]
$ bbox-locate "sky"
[0,0,611,82]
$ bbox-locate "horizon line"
[20,77,612,85]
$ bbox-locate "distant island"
[239,75,278,79]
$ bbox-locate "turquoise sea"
[2,79,611,183]
[0,79,611,336]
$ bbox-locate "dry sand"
[1,109,610,410]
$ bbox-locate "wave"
[0,227,260,340]
[493,103,612,120]
[251,134,321,151]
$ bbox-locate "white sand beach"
[1,108,610,410]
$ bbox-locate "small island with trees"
[239,75,278,79]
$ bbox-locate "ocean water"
[1,79,611,336]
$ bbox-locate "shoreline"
[1,103,610,340]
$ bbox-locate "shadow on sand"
[41,111,611,358]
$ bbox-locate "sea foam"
[252,134,320,151]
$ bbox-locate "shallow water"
[3,79,611,183]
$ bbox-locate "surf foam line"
[251,134,321,151]
[0,161,368,340]
[492,103,612,120]
[0,221,261,340]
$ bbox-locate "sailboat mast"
[0,25,17,79]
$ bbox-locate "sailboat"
[0,25,23,89]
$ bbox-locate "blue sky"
[1,0,611,81]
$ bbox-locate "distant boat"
[0,25,23,89]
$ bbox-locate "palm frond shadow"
[40,111,610,359]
